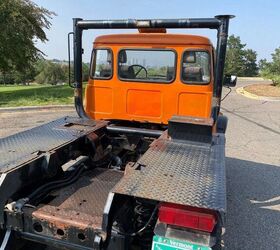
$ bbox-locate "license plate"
[152,235,211,250]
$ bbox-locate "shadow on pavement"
[225,157,280,249]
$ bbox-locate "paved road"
[0,79,279,249]
[222,78,280,249]
[0,107,76,138]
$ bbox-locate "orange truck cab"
[85,32,214,124]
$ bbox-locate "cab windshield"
[118,49,176,83]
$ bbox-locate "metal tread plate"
[0,117,101,173]
[113,135,226,212]
[27,168,123,230]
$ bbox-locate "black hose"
[14,164,86,211]
[31,165,85,204]
[28,164,84,201]
[221,86,232,101]
[113,204,158,237]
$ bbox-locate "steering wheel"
[129,64,148,78]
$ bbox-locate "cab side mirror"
[223,75,237,87]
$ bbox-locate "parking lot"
[0,78,279,249]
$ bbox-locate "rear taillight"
[158,203,217,232]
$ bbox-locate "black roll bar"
[76,18,221,29]
[72,15,234,119]
[106,124,163,138]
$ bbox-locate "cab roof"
[94,33,212,46]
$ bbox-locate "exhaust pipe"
[73,18,89,119]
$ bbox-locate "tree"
[243,49,258,76]
[225,35,246,76]
[35,60,66,85]
[82,63,90,82]
[13,66,36,85]
[259,47,280,86]
[62,63,90,84]
[225,35,258,77]
[0,0,55,83]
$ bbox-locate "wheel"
[212,215,224,250]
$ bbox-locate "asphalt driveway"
[0,78,279,249]
[0,107,76,138]
[222,78,280,249]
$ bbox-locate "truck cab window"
[118,49,176,83]
[181,51,210,84]
[91,49,112,79]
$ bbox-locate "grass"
[0,84,75,107]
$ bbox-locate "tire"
[216,115,228,134]
[212,216,224,250]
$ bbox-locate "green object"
[152,235,211,250]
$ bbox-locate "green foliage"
[243,49,258,76]
[13,66,36,84]
[136,66,168,79]
[0,67,36,85]
[225,35,258,77]
[62,62,90,84]
[0,0,54,83]
[0,72,15,85]
[35,60,66,85]
[259,48,280,86]
[82,63,90,82]
[225,35,246,76]
[148,66,167,77]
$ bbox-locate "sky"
[33,0,280,63]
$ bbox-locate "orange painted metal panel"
[126,89,162,118]
[94,34,212,46]
[85,33,214,124]
[178,92,211,117]
[85,85,113,114]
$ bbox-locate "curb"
[0,105,74,112]
[237,77,267,81]
[236,87,280,101]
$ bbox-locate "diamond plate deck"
[27,168,123,230]
[0,117,105,173]
[113,135,226,212]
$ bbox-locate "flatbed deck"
[0,117,226,213]
[0,117,104,173]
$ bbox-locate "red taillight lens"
[158,203,217,232]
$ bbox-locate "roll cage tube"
[72,15,234,119]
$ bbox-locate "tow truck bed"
[0,117,226,249]
[0,117,226,214]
